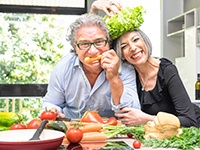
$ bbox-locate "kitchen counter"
[108,138,200,150]
[60,138,200,150]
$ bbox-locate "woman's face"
[120,31,148,66]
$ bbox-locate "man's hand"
[101,49,120,80]
[50,107,66,118]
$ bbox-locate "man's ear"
[73,44,78,54]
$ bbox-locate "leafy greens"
[103,6,145,40]
[103,125,200,150]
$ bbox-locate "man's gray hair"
[114,29,152,60]
[67,13,111,53]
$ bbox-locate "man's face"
[74,25,110,68]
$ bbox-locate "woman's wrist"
[90,1,99,14]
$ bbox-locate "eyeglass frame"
[76,39,108,50]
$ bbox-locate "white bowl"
[0,129,65,150]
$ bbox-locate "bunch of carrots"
[62,110,120,144]
[63,122,108,144]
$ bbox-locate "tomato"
[40,110,56,121]
[127,133,133,138]
[106,117,118,125]
[27,118,42,129]
[81,110,104,124]
[10,123,27,130]
[133,140,141,149]
[66,128,83,143]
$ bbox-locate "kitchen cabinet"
[167,9,195,37]
[167,8,200,101]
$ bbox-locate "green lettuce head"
[103,6,145,40]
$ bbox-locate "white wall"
[121,0,161,57]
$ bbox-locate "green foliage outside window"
[0,13,75,122]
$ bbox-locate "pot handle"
[29,120,48,141]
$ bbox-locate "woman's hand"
[50,107,66,118]
[90,0,122,17]
[115,107,155,126]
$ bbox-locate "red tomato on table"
[81,110,104,124]
[127,133,133,138]
[66,128,83,143]
[10,123,27,130]
[106,117,118,125]
[133,140,141,149]
[27,118,42,129]
[40,110,56,121]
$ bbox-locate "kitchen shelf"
[167,9,196,37]
[167,8,200,100]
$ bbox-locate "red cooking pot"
[0,129,65,150]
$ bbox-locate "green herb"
[103,141,130,149]
[142,127,200,150]
[103,6,145,40]
[103,125,200,150]
[103,125,145,140]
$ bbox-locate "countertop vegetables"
[133,140,141,149]
[66,127,83,143]
[0,112,21,131]
[103,125,144,140]
[27,118,42,129]
[142,126,200,150]
[80,110,118,125]
[103,125,200,150]
[10,123,27,130]
[46,121,68,133]
[39,109,57,121]
[81,110,104,124]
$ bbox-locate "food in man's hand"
[84,55,102,63]
[144,112,182,140]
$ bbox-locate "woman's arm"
[164,64,197,127]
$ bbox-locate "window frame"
[0,0,87,96]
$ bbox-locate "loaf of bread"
[144,112,182,140]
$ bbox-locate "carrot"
[64,122,103,133]
[84,55,102,63]
[81,132,108,141]
[79,123,102,133]
[62,132,107,145]
[80,142,107,149]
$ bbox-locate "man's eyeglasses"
[76,39,108,50]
